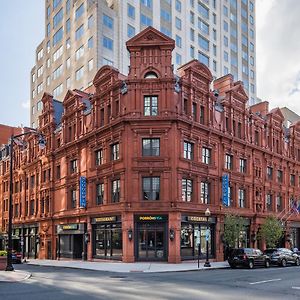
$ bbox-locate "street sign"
[222,174,229,206]
[79,176,87,208]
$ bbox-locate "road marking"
[249,278,281,285]
[292,287,300,290]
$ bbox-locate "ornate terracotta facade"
[1,27,300,263]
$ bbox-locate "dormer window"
[144,71,158,79]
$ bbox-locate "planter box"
[0,256,7,270]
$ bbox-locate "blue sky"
[0,1,44,127]
[1,1,300,127]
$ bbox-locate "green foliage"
[223,214,247,248]
[259,216,283,248]
[0,250,7,256]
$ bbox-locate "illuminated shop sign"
[136,215,167,222]
[94,216,117,223]
[62,224,78,230]
[186,216,214,223]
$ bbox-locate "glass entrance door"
[137,223,166,260]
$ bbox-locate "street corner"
[0,270,31,282]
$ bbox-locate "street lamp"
[5,129,45,271]
[204,207,211,268]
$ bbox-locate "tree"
[259,216,283,248]
[223,214,247,248]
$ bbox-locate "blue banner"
[79,176,87,208]
[222,174,229,206]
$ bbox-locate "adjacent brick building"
[1,27,300,263]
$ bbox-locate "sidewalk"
[26,259,230,273]
[0,270,31,282]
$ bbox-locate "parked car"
[264,248,300,267]
[228,248,270,269]
[11,250,22,264]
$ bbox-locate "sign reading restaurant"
[94,216,117,223]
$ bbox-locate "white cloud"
[21,100,30,109]
[256,0,300,115]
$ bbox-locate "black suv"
[228,248,270,269]
[263,248,300,267]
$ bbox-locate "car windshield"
[232,249,244,255]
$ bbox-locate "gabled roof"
[268,107,284,120]
[126,26,175,50]
[93,65,120,88]
[177,59,213,82]
[230,81,248,99]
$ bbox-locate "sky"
[0,0,300,127]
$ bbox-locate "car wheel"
[248,260,254,269]
[229,263,236,269]
[281,259,287,267]
[295,258,300,266]
[265,260,270,268]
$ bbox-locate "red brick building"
[0,124,21,146]
[1,27,300,262]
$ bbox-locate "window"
[75,45,84,60]
[198,3,209,19]
[225,154,233,170]
[144,96,158,116]
[103,36,113,50]
[88,15,94,29]
[56,165,61,180]
[75,3,84,20]
[95,149,103,165]
[53,0,62,11]
[53,8,63,29]
[70,159,78,174]
[37,82,44,94]
[30,200,35,215]
[290,174,295,186]
[52,64,63,80]
[143,177,160,200]
[238,188,245,208]
[141,0,152,8]
[250,1,254,12]
[213,29,216,40]
[250,15,254,25]
[127,4,135,19]
[88,36,93,48]
[198,19,209,35]
[142,138,160,156]
[224,36,228,47]
[75,25,84,40]
[223,5,228,16]
[88,59,93,71]
[190,11,195,24]
[198,52,209,66]
[223,20,228,32]
[200,182,210,204]
[37,65,43,77]
[190,46,195,58]
[53,27,63,46]
[141,14,152,26]
[66,0,70,14]
[111,143,119,160]
[161,9,171,22]
[202,147,211,164]
[103,14,113,29]
[198,35,209,51]
[250,42,254,52]
[66,38,71,49]
[175,0,182,12]
[267,166,273,180]
[112,179,120,203]
[37,101,43,111]
[127,24,135,38]
[276,194,282,211]
[224,51,228,62]
[66,18,71,33]
[175,17,182,30]
[75,66,84,80]
[71,189,76,208]
[176,35,182,47]
[96,183,104,205]
[161,26,171,37]
[266,194,272,211]
[66,57,70,69]
[53,45,63,61]
[277,170,283,183]
[47,6,51,19]
[184,141,194,160]
[182,179,192,202]
[239,158,246,173]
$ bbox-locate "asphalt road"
[1,264,300,300]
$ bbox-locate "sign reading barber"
[79,176,87,208]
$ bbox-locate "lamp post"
[204,207,211,268]
[5,130,45,271]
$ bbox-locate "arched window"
[144,71,158,79]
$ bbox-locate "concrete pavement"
[26,259,230,273]
[0,270,31,282]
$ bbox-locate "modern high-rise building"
[30,0,257,126]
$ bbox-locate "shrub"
[0,250,7,256]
